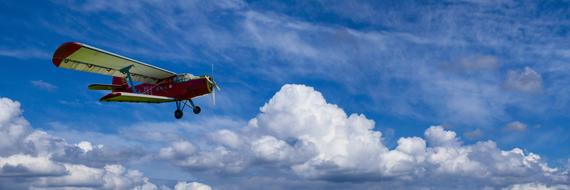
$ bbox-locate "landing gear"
[174,99,200,119]
[174,109,183,119]
[193,106,201,114]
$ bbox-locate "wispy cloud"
[38,0,570,129]
[0,49,50,60]
[505,121,528,132]
[22,0,570,145]
[30,80,57,91]
[464,128,484,140]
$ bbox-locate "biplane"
[51,42,220,119]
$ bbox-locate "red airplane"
[51,42,220,119]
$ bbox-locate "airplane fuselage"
[120,76,213,101]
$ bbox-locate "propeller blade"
[209,63,219,105]
[205,77,220,91]
[212,88,216,106]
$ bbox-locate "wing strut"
[119,65,138,93]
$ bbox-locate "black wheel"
[174,109,183,119]
[193,106,201,114]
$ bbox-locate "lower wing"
[100,92,175,103]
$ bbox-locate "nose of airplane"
[204,76,221,105]
[205,76,220,92]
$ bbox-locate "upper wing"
[99,92,175,103]
[52,42,176,84]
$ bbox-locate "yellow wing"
[52,42,176,84]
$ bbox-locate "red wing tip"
[52,42,83,67]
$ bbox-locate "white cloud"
[2,81,568,189]
[505,67,543,93]
[424,126,461,147]
[505,121,528,132]
[0,97,211,189]
[0,49,50,59]
[503,183,570,190]
[174,181,213,190]
[465,128,484,140]
[159,84,569,188]
[251,136,289,161]
[8,0,570,188]
[0,154,67,177]
[0,98,29,153]
[159,141,197,159]
[0,98,24,125]
[30,80,57,91]
[76,141,103,153]
[208,129,242,149]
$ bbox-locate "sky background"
[0,0,569,189]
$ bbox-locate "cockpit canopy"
[173,73,197,83]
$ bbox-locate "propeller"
[206,64,221,105]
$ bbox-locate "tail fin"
[112,77,128,92]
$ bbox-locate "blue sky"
[1,0,569,189]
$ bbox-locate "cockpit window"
[174,74,195,83]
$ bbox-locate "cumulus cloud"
[424,126,461,147]
[0,97,211,189]
[1,80,568,189]
[505,67,543,93]
[159,84,569,189]
[174,181,213,190]
[0,154,67,177]
[159,141,197,159]
[503,183,570,190]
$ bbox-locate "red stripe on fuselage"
[52,42,82,67]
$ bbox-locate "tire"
[174,109,183,119]
[193,106,201,114]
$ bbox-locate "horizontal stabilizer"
[88,84,126,91]
[99,92,175,103]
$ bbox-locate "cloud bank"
[0,98,212,190]
[160,84,569,189]
[1,84,569,189]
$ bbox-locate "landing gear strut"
[174,99,200,119]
